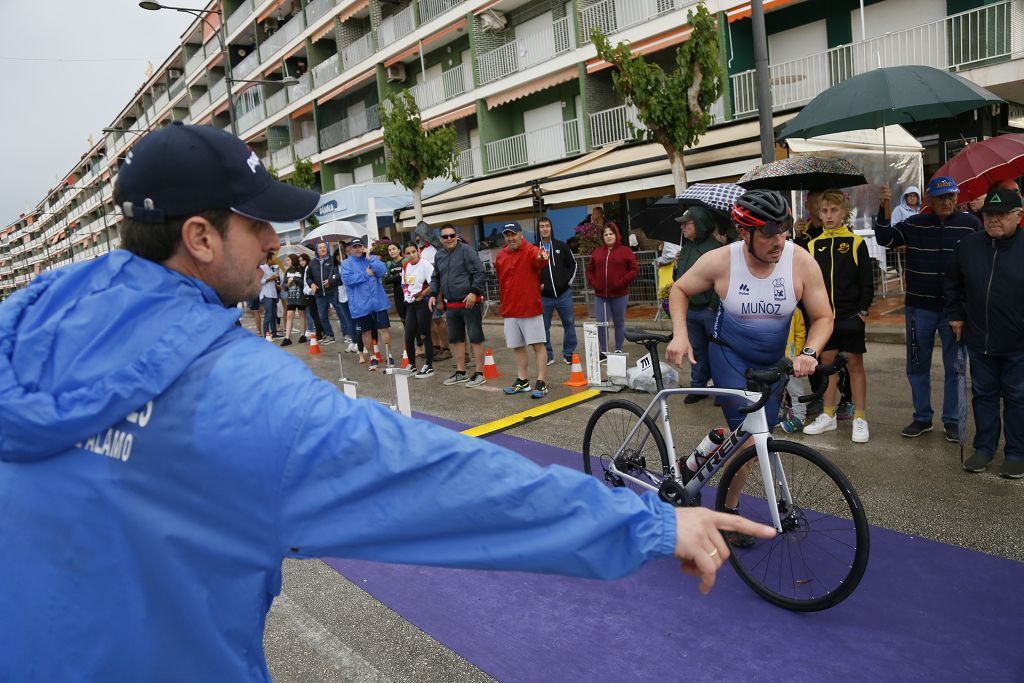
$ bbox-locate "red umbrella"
[934,134,1024,203]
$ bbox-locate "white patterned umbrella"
[675,183,745,216]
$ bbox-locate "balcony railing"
[408,63,468,111]
[343,32,374,67]
[312,54,341,88]
[731,0,1020,118]
[227,0,254,34]
[589,96,727,148]
[185,48,206,76]
[581,0,698,41]
[237,103,265,132]
[168,76,186,99]
[259,12,307,61]
[319,104,381,148]
[379,4,416,45]
[485,118,581,173]
[189,91,212,118]
[266,88,289,117]
[154,90,170,113]
[271,145,295,169]
[478,16,574,85]
[290,73,313,101]
[294,134,318,159]
[455,146,480,180]
[419,0,465,24]
[209,77,228,102]
[305,0,334,24]
[233,49,261,81]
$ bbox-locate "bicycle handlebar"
[736,353,848,415]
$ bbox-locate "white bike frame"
[603,386,794,532]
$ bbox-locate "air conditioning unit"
[479,9,507,32]
[168,68,183,80]
[386,63,406,83]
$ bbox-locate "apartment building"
[2,0,1022,298]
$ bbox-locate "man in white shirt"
[258,252,281,338]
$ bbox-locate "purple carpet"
[325,415,1024,682]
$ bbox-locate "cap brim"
[231,178,320,223]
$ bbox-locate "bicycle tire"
[582,399,668,494]
[715,439,869,611]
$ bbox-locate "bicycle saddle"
[624,329,673,345]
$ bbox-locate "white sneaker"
[852,417,870,443]
[346,342,359,353]
[803,413,837,435]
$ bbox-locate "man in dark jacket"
[305,241,340,343]
[673,207,724,403]
[876,176,981,440]
[430,225,488,386]
[537,216,578,365]
[945,188,1024,479]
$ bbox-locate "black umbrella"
[630,196,687,244]
[738,156,867,192]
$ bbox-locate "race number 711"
[636,353,652,372]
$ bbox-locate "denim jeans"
[542,289,577,362]
[594,295,628,353]
[905,306,959,426]
[967,349,1024,461]
[686,306,716,388]
[315,295,335,338]
[332,300,354,340]
[260,297,278,336]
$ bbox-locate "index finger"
[713,513,777,539]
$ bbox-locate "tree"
[288,158,318,191]
[592,3,723,193]
[380,90,459,222]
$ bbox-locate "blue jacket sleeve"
[276,381,677,579]
[369,256,387,277]
[873,206,905,248]
[341,259,371,287]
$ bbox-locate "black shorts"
[286,304,306,311]
[824,315,866,354]
[247,297,260,311]
[355,309,391,333]
[446,305,485,345]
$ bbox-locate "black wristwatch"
[800,347,818,360]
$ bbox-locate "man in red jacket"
[496,221,551,398]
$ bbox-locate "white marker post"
[583,322,623,393]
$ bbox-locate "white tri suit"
[709,241,799,430]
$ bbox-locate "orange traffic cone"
[400,349,411,369]
[308,334,321,355]
[563,353,588,387]
[483,348,502,379]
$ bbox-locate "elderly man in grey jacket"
[429,225,488,387]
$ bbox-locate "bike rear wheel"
[715,439,869,611]
[582,399,668,494]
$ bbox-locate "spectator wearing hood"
[586,222,638,355]
[890,186,922,225]
[536,216,578,365]
[673,207,724,404]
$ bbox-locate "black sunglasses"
[440,233,457,239]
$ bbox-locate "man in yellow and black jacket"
[802,189,875,444]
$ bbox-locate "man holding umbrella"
[876,177,981,441]
[944,188,1024,479]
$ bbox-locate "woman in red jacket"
[586,223,638,355]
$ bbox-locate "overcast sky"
[0,1,195,227]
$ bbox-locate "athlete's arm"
[793,248,833,377]
[666,250,721,366]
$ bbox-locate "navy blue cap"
[350,237,365,247]
[981,187,1023,212]
[116,121,320,224]
[926,176,959,196]
[501,221,522,234]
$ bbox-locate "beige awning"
[397,112,796,228]
[785,124,924,155]
[486,66,579,110]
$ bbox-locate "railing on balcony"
[319,104,381,149]
[343,32,375,67]
[209,77,228,102]
[455,146,480,180]
[185,47,206,75]
[168,76,186,100]
[419,0,464,23]
[227,0,254,34]
[312,54,341,88]
[259,12,307,61]
[189,91,212,118]
[294,134,318,159]
[408,64,468,111]
[305,0,334,24]
[233,49,261,81]
[271,145,295,169]
[265,88,289,117]
[581,0,698,41]
[477,16,575,85]
[154,90,170,113]
[290,72,313,101]
[731,0,1020,118]
[486,118,581,173]
[589,96,727,148]
[236,102,265,132]
[379,4,416,45]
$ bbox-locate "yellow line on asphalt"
[461,389,602,438]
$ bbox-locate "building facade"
[2,0,1022,297]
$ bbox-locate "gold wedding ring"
[707,548,719,558]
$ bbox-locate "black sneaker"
[298,335,308,343]
[503,378,531,395]
[721,507,755,548]
[280,338,292,347]
[901,421,933,438]
[943,424,959,443]
[962,452,991,473]
[322,336,336,345]
[998,460,1024,479]
[443,371,469,386]
[414,365,434,379]
[684,393,707,405]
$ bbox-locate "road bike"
[582,329,869,611]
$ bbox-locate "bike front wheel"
[582,399,668,494]
[715,439,869,611]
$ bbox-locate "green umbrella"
[775,65,1003,142]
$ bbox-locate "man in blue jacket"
[945,188,1024,479]
[341,237,393,370]
[877,177,981,441]
[0,123,772,681]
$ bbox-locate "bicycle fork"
[753,432,794,533]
